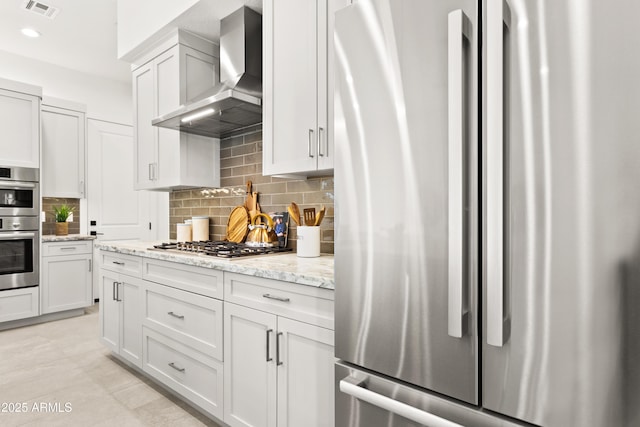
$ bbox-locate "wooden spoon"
[289,202,301,226]
[314,205,326,226]
[288,205,300,226]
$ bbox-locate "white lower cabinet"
[0,287,39,322]
[41,241,93,314]
[99,267,143,368]
[224,273,335,427]
[142,326,224,419]
[98,252,334,427]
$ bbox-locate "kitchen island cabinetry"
[263,0,349,176]
[224,273,335,427]
[99,252,143,368]
[0,78,41,168]
[132,30,221,191]
[41,240,93,314]
[41,98,86,198]
[96,244,334,426]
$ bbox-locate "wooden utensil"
[290,202,301,226]
[226,206,250,243]
[244,181,253,210]
[303,208,316,226]
[314,205,326,226]
[288,205,300,226]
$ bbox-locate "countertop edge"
[95,242,334,290]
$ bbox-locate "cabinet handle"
[318,127,325,157]
[276,332,283,366]
[262,293,290,303]
[168,362,185,373]
[112,261,125,266]
[148,163,153,181]
[167,311,185,320]
[116,282,121,302]
[79,180,84,196]
[60,247,77,251]
[88,259,92,272]
[153,163,158,180]
[308,129,315,158]
[266,329,273,362]
[112,281,117,301]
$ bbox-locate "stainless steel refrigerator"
[333,0,640,426]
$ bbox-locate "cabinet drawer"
[142,327,223,420]
[224,273,334,330]
[100,251,142,277]
[143,282,223,361]
[43,240,93,256]
[143,258,223,299]
[0,287,39,322]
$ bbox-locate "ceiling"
[0,0,131,83]
[0,0,263,85]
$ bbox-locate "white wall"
[117,0,199,59]
[0,50,132,125]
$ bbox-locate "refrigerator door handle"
[447,9,471,339]
[487,0,512,347]
[340,376,464,427]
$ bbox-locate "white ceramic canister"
[176,223,192,242]
[296,226,320,257]
[192,216,209,241]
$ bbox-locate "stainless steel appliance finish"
[0,216,39,291]
[334,0,640,426]
[0,166,39,216]
[152,6,262,138]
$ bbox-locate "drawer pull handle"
[60,247,77,251]
[168,362,185,372]
[266,329,273,362]
[168,311,185,319]
[262,294,290,303]
[112,261,125,266]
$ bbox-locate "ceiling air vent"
[22,0,60,19]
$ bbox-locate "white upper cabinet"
[132,30,221,191]
[0,79,42,168]
[263,0,350,176]
[41,98,86,198]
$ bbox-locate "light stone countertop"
[95,240,335,290]
[42,234,97,242]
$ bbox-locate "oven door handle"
[1,182,37,189]
[0,232,37,240]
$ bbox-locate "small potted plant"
[53,204,74,236]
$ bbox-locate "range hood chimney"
[152,6,262,138]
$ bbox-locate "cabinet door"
[276,318,335,427]
[99,269,120,353]
[264,0,319,175]
[317,0,351,171]
[119,277,143,368]
[41,106,86,198]
[224,302,277,427]
[0,89,40,168]
[133,62,156,189]
[41,254,92,314]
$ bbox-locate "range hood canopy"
[152,6,262,138]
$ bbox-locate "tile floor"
[0,305,222,427]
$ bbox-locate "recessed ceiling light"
[21,28,41,38]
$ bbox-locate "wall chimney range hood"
[152,7,262,138]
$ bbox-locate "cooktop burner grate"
[150,241,292,258]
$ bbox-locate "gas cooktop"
[150,241,292,259]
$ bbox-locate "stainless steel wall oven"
[0,167,39,291]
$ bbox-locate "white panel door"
[224,302,277,427]
[276,318,335,427]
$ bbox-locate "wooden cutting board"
[226,206,250,243]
